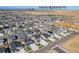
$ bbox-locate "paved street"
[34,32,78,53]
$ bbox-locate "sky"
[0,6,79,10]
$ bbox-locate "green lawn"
[36,43,43,48]
[24,47,32,53]
[46,39,52,43]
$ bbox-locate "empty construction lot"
[61,35,79,53]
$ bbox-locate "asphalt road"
[33,32,78,53]
[53,47,66,53]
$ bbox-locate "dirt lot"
[61,35,79,53]
[0,11,79,16]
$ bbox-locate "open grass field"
[61,35,79,53]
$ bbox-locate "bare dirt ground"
[61,35,79,53]
[0,11,79,16]
[1,11,79,21]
